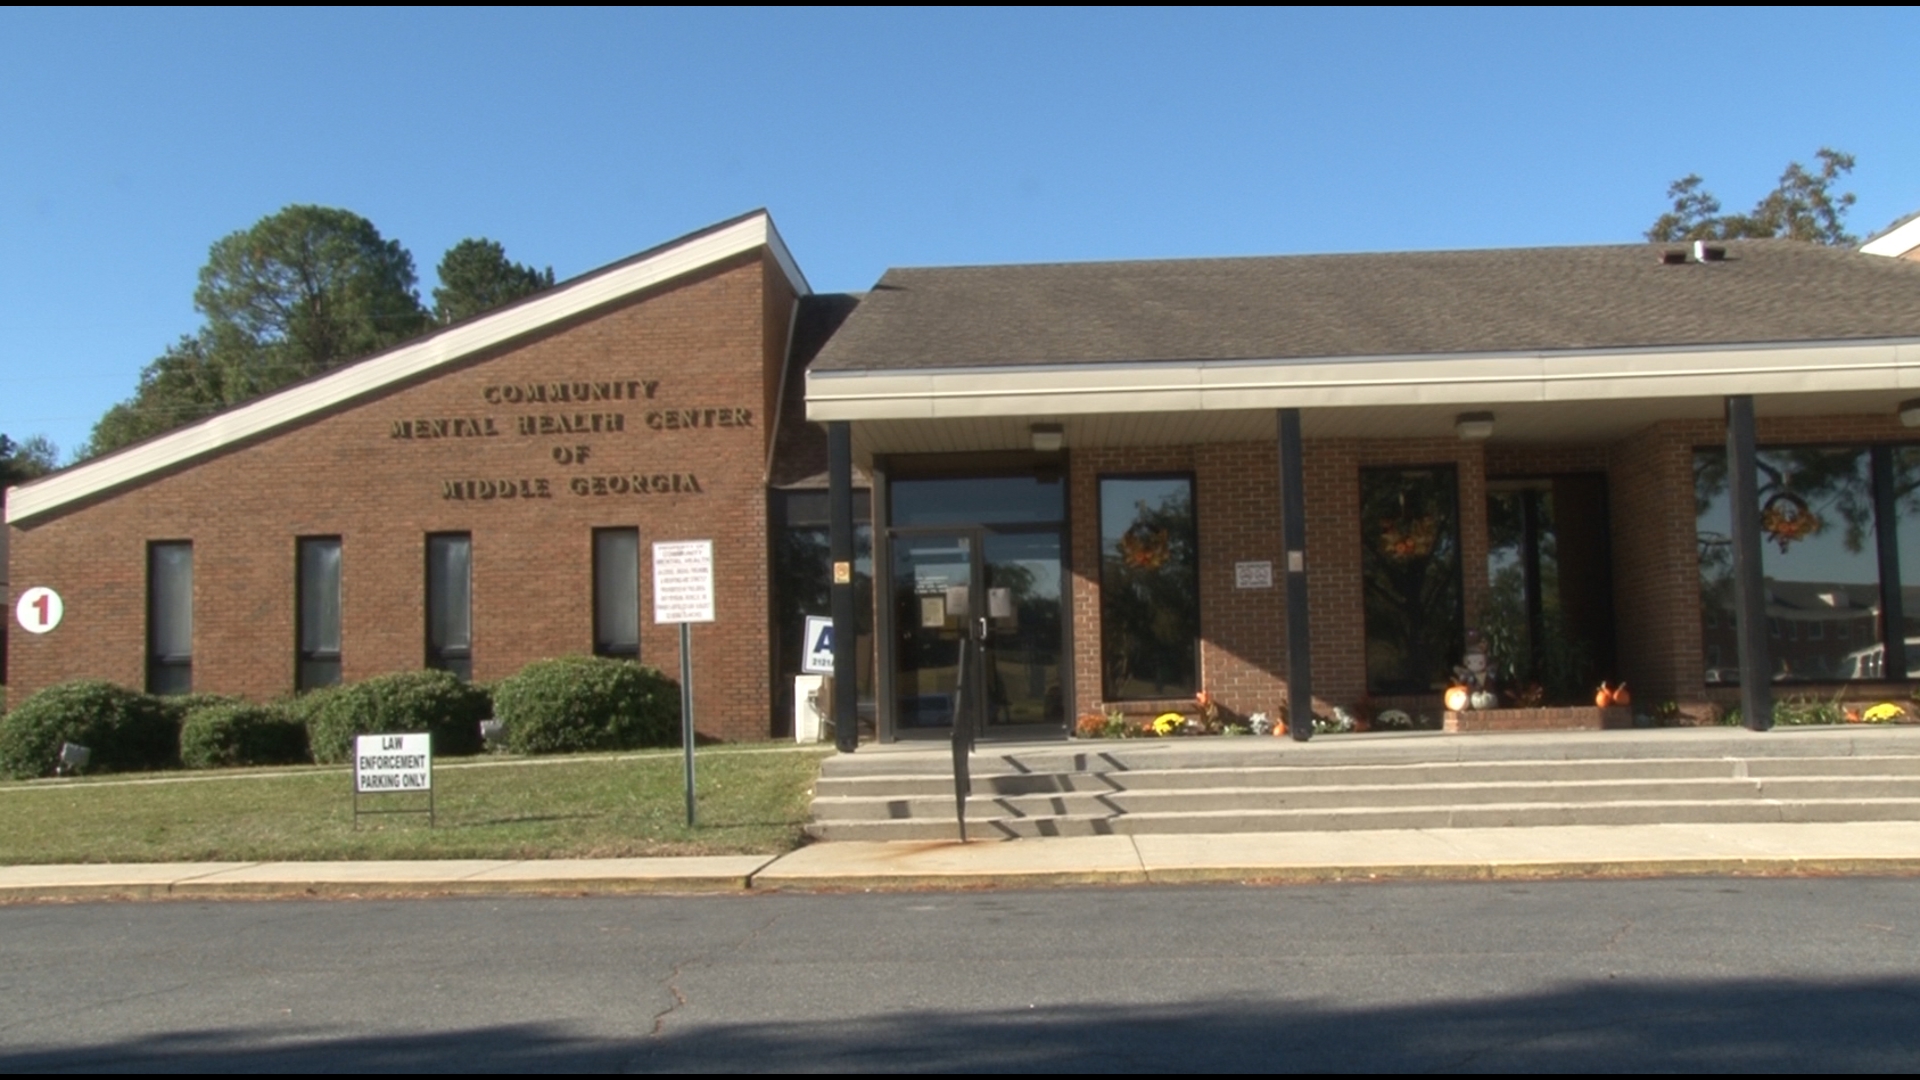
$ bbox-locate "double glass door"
[890,527,1065,736]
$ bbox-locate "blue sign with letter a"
[802,615,835,674]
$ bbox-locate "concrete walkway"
[6,820,1920,901]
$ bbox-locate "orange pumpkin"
[1595,682,1613,708]
[1444,685,1470,712]
[1612,682,1631,707]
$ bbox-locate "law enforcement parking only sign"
[352,732,434,827]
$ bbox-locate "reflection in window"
[297,537,342,690]
[148,542,193,695]
[427,533,472,681]
[1697,446,1905,683]
[1099,476,1198,700]
[1362,467,1462,695]
[891,475,1064,528]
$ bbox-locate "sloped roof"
[812,240,1920,373]
[7,210,806,525]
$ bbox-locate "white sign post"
[352,732,434,827]
[654,540,715,827]
[14,587,63,634]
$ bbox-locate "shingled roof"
[812,240,1920,373]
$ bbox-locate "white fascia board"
[1862,217,1920,258]
[802,339,1920,422]
[8,213,802,525]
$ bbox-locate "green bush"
[492,656,680,754]
[179,702,310,769]
[159,692,244,728]
[303,670,490,764]
[0,680,181,779]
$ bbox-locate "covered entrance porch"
[800,240,1920,749]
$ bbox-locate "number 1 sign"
[14,587,63,634]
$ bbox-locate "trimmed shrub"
[304,670,490,764]
[492,656,680,754]
[0,680,180,779]
[179,702,310,769]
[159,693,244,728]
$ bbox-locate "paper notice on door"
[945,585,968,616]
[988,587,1014,619]
[920,596,946,629]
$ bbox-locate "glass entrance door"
[886,470,1070,740]
[891,531,983,732]
[982,530,1066,729]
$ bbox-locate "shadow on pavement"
[5,976,1919,1071]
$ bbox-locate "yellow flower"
[1153,712,1183,735]
[1863,703,1905,724]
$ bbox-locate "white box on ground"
[354,733,432,793]
[653,540,715,624]
[794,674,826,743]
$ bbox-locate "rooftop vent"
[1660,243,1728,265]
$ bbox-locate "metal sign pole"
[681,620,696,827]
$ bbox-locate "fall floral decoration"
[1118,521,1172,570]
[1377,513,1440,562]
[1759,492,1820,553]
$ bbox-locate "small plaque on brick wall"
[1234,561,1274,589]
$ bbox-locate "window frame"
[1096,471,1200,702]
[425,532,473,681]
[296,536,343,691]
[592,527,641,659]
[146,540,194,695]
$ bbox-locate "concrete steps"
[805,728,1920,841]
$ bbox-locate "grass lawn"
[0,745,831,864]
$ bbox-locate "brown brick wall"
[7,252,784,741]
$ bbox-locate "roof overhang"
[7,211,806,526]
[807,338,1920,458]
[1862,216,1920,258]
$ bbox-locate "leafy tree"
[81,208,556,460]
[1647,148,1858,245]
[81,206,431,458]
[195,205,430,391]
[0,433,60,485]
[79,335,232,457]
[432,238,555,324]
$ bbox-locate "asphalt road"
[3,878,1919,1072]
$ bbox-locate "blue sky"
[3,8,1916,460]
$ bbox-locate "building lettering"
[568,474,704,496]
[391,417,501,439]
[483,380,659,405]
[440,478,554,501]
[515,412,627,436]
[645,408,753,431]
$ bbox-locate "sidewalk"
[6,820,1920,901]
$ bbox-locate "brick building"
[806,238,1920,739]
[11,215,1920,743]
[4,212,830,742]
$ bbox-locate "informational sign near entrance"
[351,733,434,827]
[653,540,715,624]
[654,540,714,827]
[14,586,63,634]
[1234,561,1274,590]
